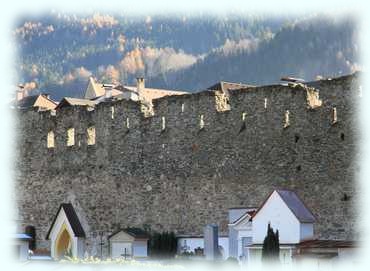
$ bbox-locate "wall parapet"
[16,73,360,152]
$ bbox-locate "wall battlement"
[16,73,360,256]
[18,74,356,147]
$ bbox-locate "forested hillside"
[14,12,359,100]
[148,17,359,91]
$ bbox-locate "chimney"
[136,77,145,93]
[103,84,114,98]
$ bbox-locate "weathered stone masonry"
[15,73,360,256]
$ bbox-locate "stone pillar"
[204,224,219,260]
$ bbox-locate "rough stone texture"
[15,73,360,256]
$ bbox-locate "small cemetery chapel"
[46,203,86,259]
[247,189,316,264]
[108,228,149,259]
[46,203,149,260]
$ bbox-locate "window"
[242,112,247,121]
[284,110,290,128]
[181,103,185,113]
[199,115,205,130]
[332,107,338,124]
[87,126,96,145]
[161,116,166,131]
[126,117,130,129]
[111,106,115,119]
[294,134,300,143]
[264,98,268,109]
[67,128,75,146]
[47,131,55,148]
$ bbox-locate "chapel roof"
[252,189,316,223]
[108,227,149,240]
[46,203,85,239]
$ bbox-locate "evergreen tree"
[261,223,280,263]
[149,231,177,258]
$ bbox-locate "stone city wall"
[15,73,360,255]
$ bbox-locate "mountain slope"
[15,14,359,99]
[147,17,359,91]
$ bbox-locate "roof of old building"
[85,77,106,99]
[84,77,187,102]
[280,77,305,83]
[108,227,149,240]
[297,239,357,249]
[229,210,257,225]
[17,94,57,110]
[252,189,316,223]
[56,97,96,109]
[46,203,86,239]
[207,81,254,92]
[122,85,188,101]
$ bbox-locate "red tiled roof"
[298,239,357,249]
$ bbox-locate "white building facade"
[108,229,149,259]
[228,208,256,261]
[12,234,31,261]
[229,189,317,265]
[46,203,86,260]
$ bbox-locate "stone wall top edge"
[16,73,358,120]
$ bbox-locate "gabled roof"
[229,209,256,226]
[84,77,106,99]
[46,203,85,239]
[17,94,57,110]
[108,227,149,240]
[56,97,96,109]
[207,81,254,92]
[280,76,305,83]
[252,189,316,223]
[84,77,187,103]
[123,85,187,101]
[276,190,316,223]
